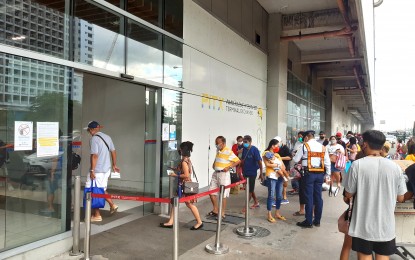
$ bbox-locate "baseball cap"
[265,151,274,160]
[304,130,315,136]
[273,136,282,143]
[319,131,325,135]
[336,132,342,137]
[83,121,100,130]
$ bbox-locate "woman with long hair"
[327,135,345,196]
[160,141,203,230]
[263,139,286,223]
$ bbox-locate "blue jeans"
[267,177,283,211]
[304,173,324,224]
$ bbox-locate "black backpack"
[71,152,81,170]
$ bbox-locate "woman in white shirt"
[327,136,345,196]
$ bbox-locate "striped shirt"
[214,146,240,171]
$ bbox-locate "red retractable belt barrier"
[179,179,246,203]
[90,179,247,204]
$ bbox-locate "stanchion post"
[83,192,92,260]
[172,197,179,260]
[236,177,256,237]
[70,176,81,256]
[168,176,174,213]
[205,185,229,255]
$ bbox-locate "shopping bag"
[335,153,346,170]
[110,171,121,179]
[83,180,106,209]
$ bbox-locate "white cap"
[273,136,282,143]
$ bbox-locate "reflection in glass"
[0,0,68,58]
[160,89,182,198]
[74,0,125,72]
[164,36,183,87]
[164,0,183,38]
[127,19,163,83]
[286,71,326,146]
[127,0,161,28]
[0,54,71,251]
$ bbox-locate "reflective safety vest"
[303,143,326,172]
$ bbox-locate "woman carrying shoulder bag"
[160,141,203,230]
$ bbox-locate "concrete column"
[266,13,287,141]
[324,79,333,135]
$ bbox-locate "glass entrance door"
[143,87,160,215]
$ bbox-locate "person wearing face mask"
[207,136,241,219]
[317,131,328,146]
[293,130,331,228]
[231,136,245,192]
[327,136,345,196]
[240,135,262,209]
[343,130,406,259]
[274,136,292,204]
[161,141,203,230]
[293,131,305,156]
[336,132,347,150]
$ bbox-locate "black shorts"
[352,237,396,256]
[298,176,307,205]
[244,174,256,192]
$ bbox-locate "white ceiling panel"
[257,0,338,14]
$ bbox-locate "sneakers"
[91,216,102,222]
[110,205,119,215]
[296,220,313,228]
[281,199,289,205]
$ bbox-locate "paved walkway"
[50,181,414,260]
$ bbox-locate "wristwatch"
[90,169,94,172]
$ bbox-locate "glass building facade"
[286,71,326,147]
[0,0,184,252]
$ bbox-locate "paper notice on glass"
[169,125,176,140]
[162,123,169,141]
[14,121,33,151]
[37,122,59,157]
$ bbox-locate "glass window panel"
[0,53,70,251]
[127,19,163,83]
[127,0,161,28]
[74,0,125,72]
[164,0,183,37]
[0,0,68,59]
[104,0,122,8]
[163,36,183,87]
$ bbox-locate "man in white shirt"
[344,130,406,258]
[293,130,331,228]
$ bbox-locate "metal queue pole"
[205,185,229,255]
[83,192,92,260]
[236,177,256,237]
[172,197,179,260]
[168,176,174,213]
[70,176,82,256]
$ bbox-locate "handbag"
[230,168,240,184]
[338,196,354,234]
[83,180,106,209]
[183,165,199,195]
[335,152,347,170]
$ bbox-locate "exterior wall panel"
[241,0,253,41]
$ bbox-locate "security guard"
[293,130,331,228]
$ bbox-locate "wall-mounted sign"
[14,121,33,151]
[37,122,59,157]
[169,125,176,140]
[162,123,170,141]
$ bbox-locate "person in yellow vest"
[293,130,331,228]
[207,136,241,220]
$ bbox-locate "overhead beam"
[316,69,354,79]
[301,56,363,64]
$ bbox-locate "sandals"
[275,215,286,221]
[207,211,218,217]
[250,203,260,209]
[159,223,173,228]
[293,211,305,216]
[267,217,276,223]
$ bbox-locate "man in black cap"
[292,130,331,228]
